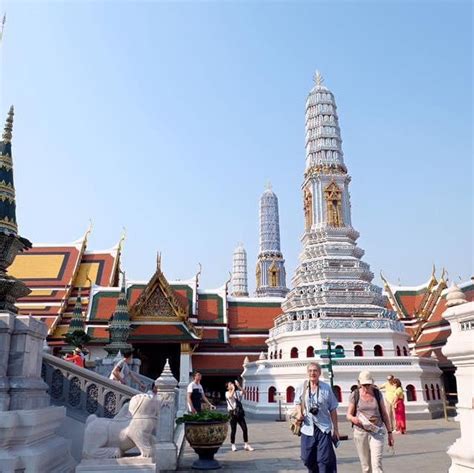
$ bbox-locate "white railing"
[42,353,140,421]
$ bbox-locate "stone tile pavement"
[178,418,459,472]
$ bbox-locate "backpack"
[351,387,383,427]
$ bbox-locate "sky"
[1,0,472,291]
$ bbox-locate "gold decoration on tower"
[324,182,343,227]
[268,261,279,287]
[256,263,261,289]
[304,188,313,230]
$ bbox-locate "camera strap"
[308,383,319,407]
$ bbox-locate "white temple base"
[0,405,75,473]
[75,456,156,472]
[242,355,443,420]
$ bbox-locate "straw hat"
[358,370,374,385]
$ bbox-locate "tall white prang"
[232,243,249,297]
[242,73,443,419]
[255,184,288,298]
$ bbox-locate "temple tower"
[255,184,288,298]
[283,71,381,315]
[231,243,249,297]
[104,272,132,356]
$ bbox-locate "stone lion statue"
[82,393,160,459]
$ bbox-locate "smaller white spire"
[231,243,248,297]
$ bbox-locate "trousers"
[230,415,248,443]
[353,428,385,473]
[301,428,337,473]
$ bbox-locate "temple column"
[178,343,192,415]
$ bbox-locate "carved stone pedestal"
[0,405,75,473]
[76,456,156,472]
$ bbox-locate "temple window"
[403,346,409,356]
[354,344,363,357]
[290,347,299,359]
[306,346,314,358]
[374,345,383,357]
[268,386,276,403]
[286,386,295,403]
[406,384,417,401]
[396,346,401,356]
[425,384,430,401]
[332,385,342,402]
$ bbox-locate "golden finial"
[84,219,93,243]
[156,251,162,269]
[314,70,324,87]
[2,105,13,143]
[265,181,272,191]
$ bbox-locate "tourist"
[393,378,406,434]
[64,347,85,368]
[294,362,339,473]
[76,344,89,361]
[347,371,394,473]
[187,371,215,413]
[379,374,397,430]
[109,351,146,390]
[226,380,254,452]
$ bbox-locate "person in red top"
[64,347,85,368]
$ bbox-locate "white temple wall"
[267,328,410,359]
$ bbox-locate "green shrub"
[176,411,230,425]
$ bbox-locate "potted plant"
[176,410,230,470]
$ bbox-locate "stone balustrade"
[42,353,140,421]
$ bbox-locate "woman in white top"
[225,380,254,452]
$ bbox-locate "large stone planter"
[184,420,228,470]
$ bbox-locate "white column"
[154,359,178,471]
[442,289,474,473]
[178,344,192,415]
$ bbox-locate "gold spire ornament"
[2,105,13,143]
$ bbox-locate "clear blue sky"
[1,1,472,291]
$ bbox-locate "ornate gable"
[130,259,188,321]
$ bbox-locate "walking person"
[225,380,254,452]
[109,351,146,390]
[187,371,215,413]
[379,375,396,431]
[64,347,85,368]
[294,362,339,473]
[393,378,406,434]
[347,371,394,473]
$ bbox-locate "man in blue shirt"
[294,362,339,473]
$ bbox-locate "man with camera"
[295,362,339,473]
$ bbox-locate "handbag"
[227,393,245,418]
[288,381,308,436]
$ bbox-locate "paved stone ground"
[178,418,459,472]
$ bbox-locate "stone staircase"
[42,353,141,422]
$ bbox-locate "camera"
[309,406,319,416]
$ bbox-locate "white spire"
[231,243,248,297]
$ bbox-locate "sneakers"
[231,444,237,452]
[244,443,254,451]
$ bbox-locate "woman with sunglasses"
[347,371,394,473]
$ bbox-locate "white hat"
[358,370,374,385]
